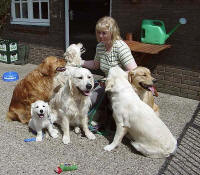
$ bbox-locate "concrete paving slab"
[0,62,199,175]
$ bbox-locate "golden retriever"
[6,56,66,124]
[104,66,177,158]
[49,67,96,144]
[128,66,159,116]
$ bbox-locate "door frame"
[64,0,112,49]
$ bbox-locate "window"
[11,0,49,26]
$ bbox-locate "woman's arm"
[118,40,137,72]
[81,60,100,70]
[125,60,137,72]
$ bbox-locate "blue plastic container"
[2,71,19,82]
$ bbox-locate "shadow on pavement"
[158,102,200,175]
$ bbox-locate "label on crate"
[0,44,7,51]
[0,53,7,62]
[10,43,17,51]
[11,53,18,62]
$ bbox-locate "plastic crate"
[0,51,18,63]
[0,39,18,63]
[0,39,18,52]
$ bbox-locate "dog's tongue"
[56,67,66,72]
[83,90,91,96]
[38,114,44,118]
[148,86,158,97]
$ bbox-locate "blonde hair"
[95,16,122,44]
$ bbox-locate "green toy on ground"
[55,163,78,174]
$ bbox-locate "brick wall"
[112,0,200,100]
[28,43,64,65]
[112,0,200,70]
[152,64,200,100]
[1,0,65,63]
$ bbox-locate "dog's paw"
[74,127,81,134]
[36,136,43,142]
[62,136,70,144]
[86,131,96,140]
[104,145,114,151]
[50,129,59,138]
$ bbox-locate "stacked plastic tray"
[0,39,18,63]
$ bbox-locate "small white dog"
[29,100,58,141]
[50,67,96,144]
[104,66,177,158]
[63,43,85,66]
[53,43,85,90]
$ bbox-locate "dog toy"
[24,137,37,142]
[55,163,78,174]
[24,130,44,142]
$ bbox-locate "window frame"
[11,0,50,26]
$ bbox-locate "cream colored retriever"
[128,66,159,116]
[50,67,96,144]
[53,43,85,90]
[104,66,177,158]
[29,100,58,141]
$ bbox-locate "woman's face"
[96,30,112,45]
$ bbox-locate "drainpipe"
[109,0,112,16]
[65,0,69,49]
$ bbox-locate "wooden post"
[125,33,133,41]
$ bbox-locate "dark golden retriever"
[128,66,159,117]
[6,56,66,124]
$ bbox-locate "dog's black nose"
[86,83,92,90]
[40,109,43,113]
[153,79,157,83]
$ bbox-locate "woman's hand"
[82,60,100,70]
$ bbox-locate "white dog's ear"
[31,102,35,116]
[105,79,114,92]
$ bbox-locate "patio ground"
[0,62,199,175]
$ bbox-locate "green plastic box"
[0,51,18,63]
[0,39,18,63]
[141,19,167,45]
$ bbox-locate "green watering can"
[141,18,187,45]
